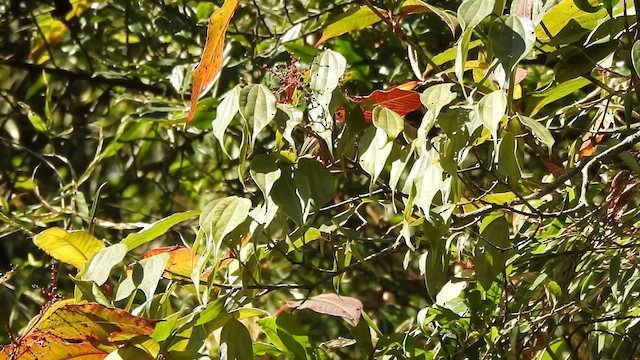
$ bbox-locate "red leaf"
[186,0,239,124]
[353,88,422,123]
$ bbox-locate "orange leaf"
[1,302,156,360]
[141,245,199,278]
[352,88,422,123]
[186,0,240,124]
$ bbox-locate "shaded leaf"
[475,213,511,289]
[489,15,536,74]
[519,116,555,150]
[632,40,640,78]
[220,319,253,360]
[187,0,240,123]
[526,77,591,116]
[33,227,105,269]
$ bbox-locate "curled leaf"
[283,293,363,326]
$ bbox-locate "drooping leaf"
[309,50,347,96]
[121,210,200,251]
[353,88,422,123]
[495,132,521,179]
[82,243,128,286]
[186,0,240,123]
[358,127,394,187]
[33,227,105,269]
[475,213,511,289]
[477,90,507,142]
[220,319,253,360]
[410,148,444,218]
[297,158,335,207]
[250,154,282,199]
[315,6,384,46]
[284,293,363,326]
[271,168,311,226]
[212,85,242,156]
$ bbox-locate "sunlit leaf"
[187,0,240,123]
[315,6,383,46]
[372,106,404,140]
[82,243,128,286]
[220,319,253,360]
[121,210,199,251]
[353,88,422,123]
[33,227,105,269]
[457,0,495,31]
[477,90,507,143]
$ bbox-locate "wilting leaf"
[353,88,422,123]
[0,302,156,360]
[33,227,105,269]
[186,0,240,123]
[82,244,128,286]
[315,6,383,46]
[284,293,363,326]
[121,210,200,251]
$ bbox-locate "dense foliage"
[2,0,640,358]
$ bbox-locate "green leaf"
[632,40,640,78]
[457,0,495,31]
[477,90,507,142]
[420,217,450,299]
[276,103,304,148]
[212,85,241,157]
[420,84,457,118]
[250,154,282,199]
[358,127,393,187]
[315,6,383,46]
[519,116,554,150]
[33,227,105,269]
[455,28,473,81]
[27,109,48,133]
[199,196,252,242]
[526,77,591,116]
[372,106,404,140]
[495,132,521,179]
[535,0,607,45]
[121,210,200,251]
[271,168,311,226]
[408,148,443,217]
[136,253,170,302]
[489,15,536,74]
[220,319,253,360]
[400,0,459,35]
[297,158,335,207]
[239,84,277,147]
[475,213,511,289]
[82,244,128,286]
[309,50,347,96]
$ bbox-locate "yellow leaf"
[186,0,240,123]
[33,227,105,269]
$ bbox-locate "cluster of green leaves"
[3,0,640,358]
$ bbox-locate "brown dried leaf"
[285,293,363,326]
